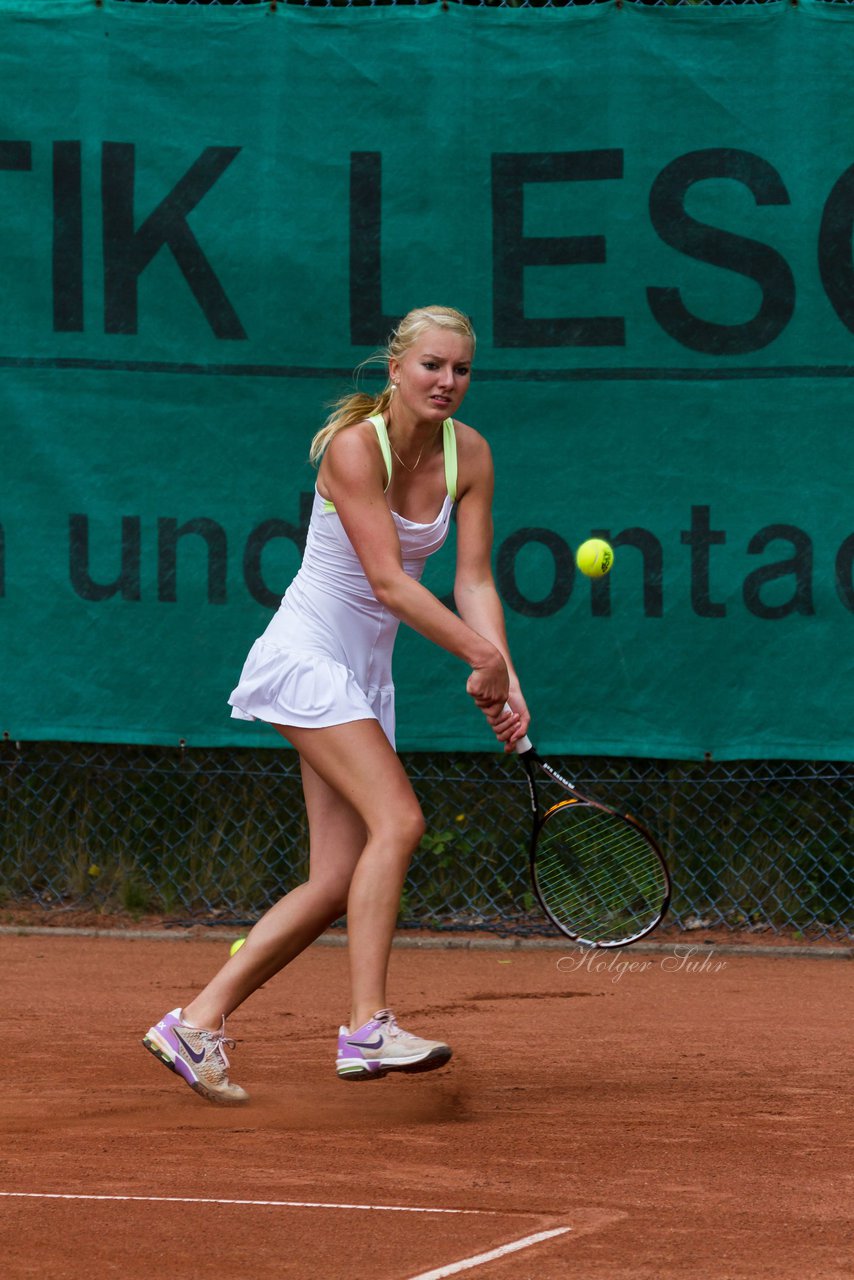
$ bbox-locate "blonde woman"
[143,306,529,1104]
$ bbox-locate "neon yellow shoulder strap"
[322,414,391,513]
[443,418,458,503]
[370,414,393,489]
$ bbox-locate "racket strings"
[538,834,663,904]
[535,805,667,945]
[541,808,648,864]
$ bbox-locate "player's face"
[390,328,473,422]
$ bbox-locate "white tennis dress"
[228,414,458,748]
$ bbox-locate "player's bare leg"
[265,720,451,1080]
[182,718,422,1033]
[281,718,425,1032]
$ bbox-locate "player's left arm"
[453,424,530,745]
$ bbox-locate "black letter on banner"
[819,163,854,335]
[743,524,814,619]
[492,151,624,348]
[588,528,663,619]
[53,142,84,332]
[647,150,794,354]
[102,143,246,338]
[69,514,141,602]
[496,528,574,617]
[835,533,854,613]
[243,493,313,609]
[158,518,228,604]
[0,140,31,173]
[681,505,726,618]
[0,145,33,301]
[349,153,400,346]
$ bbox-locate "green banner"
[1,0,852,758]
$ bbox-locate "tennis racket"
[510,720,671,948]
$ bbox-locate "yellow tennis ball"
[229,937,246,957]
[576,538,614,578]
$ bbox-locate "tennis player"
[143,305,529,1104]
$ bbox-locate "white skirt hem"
[227,637,395,745]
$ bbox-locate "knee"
[369,801,425,857]
[393,802,427,854]
[412,806,427,848]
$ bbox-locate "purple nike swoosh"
[174,1030,207,1064]
[347,1035,384,1050]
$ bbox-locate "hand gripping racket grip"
[503,703,533,755]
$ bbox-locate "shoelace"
[199,1024,236,1067]
[374,1009,407,1041]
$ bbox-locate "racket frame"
[516,741,672,948]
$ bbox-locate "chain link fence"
[1,737,850,939]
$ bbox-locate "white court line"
[405,1226,572,1280]
[0,1191,484,1215]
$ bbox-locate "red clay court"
[2,931,851,1279]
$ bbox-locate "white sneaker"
[336,1009,452,1081]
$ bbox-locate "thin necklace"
[387,414,432,472]
[389,439,425,472]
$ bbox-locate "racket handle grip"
[503,703,533,755]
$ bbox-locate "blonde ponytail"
[309,305,476,466]
[309,380,395,466]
